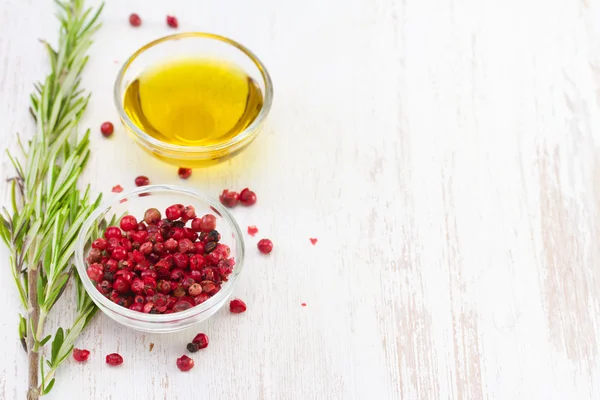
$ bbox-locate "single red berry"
[301,302,307,307]
[92,238,108,250]
[121,238,133,251]
[194,214,217,233]
[166,15,179,28]
[239,188,257,206]
[229,298,247,314]
[112,185,123,193]
[310,238,318,245]
[86,263,104,282]
[131,230,148,244]
[219,190,239,208]
[129,13,141,27]
[120,215,138,231]
[112,246,127,261]
[190,269,203,281]
[171,228,185,241]
[106,258,119,272]
[164,238,178,252]
[178,167,192,179]
[176,355,194,371]
[106,353,123,366]
[184,227,198,241]
[113,277,131,294]
[257,238,273,254]
[104,226,122,240]
[130,303,144,312]
[97,280,112,295]
[135,176,150,187]
[131,278,144,294]
[173,252,189,268]
[205,250,222,265]
[178,238,194,254]
[143,276,157,292]
[215,243,230,257]
[132,250,145,263]
[73,348,90,362]
[139,242,153,254]
[189,254,206,271]
[247,225,258,236]
[116,269,134,283]
[165,204,183,220]
[100,122,114,137]
[192,333,209,349]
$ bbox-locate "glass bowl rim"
[74,184,245,323]
[113,32,273,155]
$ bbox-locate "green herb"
[0,1,103,398]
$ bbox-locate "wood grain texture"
[1,0,599,398]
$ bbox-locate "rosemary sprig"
[0,1,103,398]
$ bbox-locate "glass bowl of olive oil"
[114,33,273,166]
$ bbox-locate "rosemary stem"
[27,266,40,400]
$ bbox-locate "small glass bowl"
[114,32,273,167]
[74,185,245,333]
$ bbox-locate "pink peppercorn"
[106,353,123,366]
[230,298,247,313]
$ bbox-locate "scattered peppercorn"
[257,238,273,254]
[112,185,123,193]
[247,225,258,236]
[178,167,192,179]
[166,15,178,28]
[310,238,318,245]
[229,298,247,313]
[135,175,150,186]
[73,348,90,362]
[129,13,141,27]
[239,188,257,206]
[219,190,239,208]
[192,333,209,349]
[176,355,194,371]
[100,122,114,137]
[106,353,123,366]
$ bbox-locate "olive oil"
[123,58,263,146]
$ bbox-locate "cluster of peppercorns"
[74,298,247,371]
[128,13,178,28]
[219,188,257,207]
[219,188,274,254]
[86,205,235,314]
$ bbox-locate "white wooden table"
[1,0,600,398]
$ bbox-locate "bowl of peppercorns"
[75,185,245,332]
